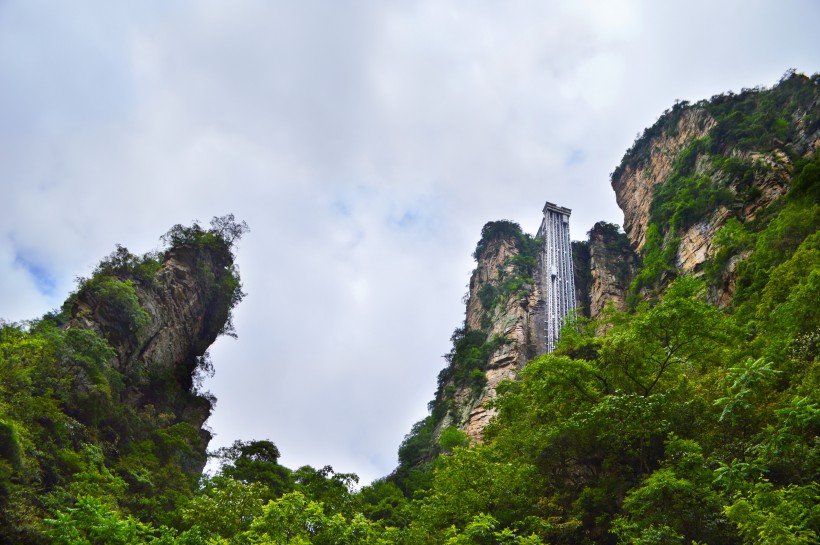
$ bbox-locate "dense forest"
[1,75,818,544]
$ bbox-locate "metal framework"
[536,201,575,353]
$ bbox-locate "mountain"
[385,70,818,544]
[0,217,247,543]
[612,68,819,305]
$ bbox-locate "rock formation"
[611,72,819,301]
[611,107,716,253]
[66,225,243,467]
[441,226,539,443]
[405,71,820,459]
[585,222,639,320]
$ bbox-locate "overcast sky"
[1,0,818,485]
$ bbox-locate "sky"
[1,0,818,485]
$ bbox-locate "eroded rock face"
[611,81,819,304]
[612,108,716,252]
[447,223,639,442]
[68,243,235,431]
[440,233,540,443]
[465,237,520,331]
[676,208,732,273]
[462,286,539,443]
[587,223,639,319]
[442,77,820,445]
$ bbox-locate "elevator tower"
[536,201,576,353]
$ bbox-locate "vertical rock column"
[536,202,576,353]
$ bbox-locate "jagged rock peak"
[611,71,819,300]
[66,216,248,437]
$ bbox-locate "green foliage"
[358,479,409,527]
[630,223,681,298]
[179,476,267,538]
[648,139,734,233]
[243,490,394,544]
[611,98,694,182]
[477,283,498,312]
[613,71,819,183]
[572,240,592,315]
[0,217,250,543]
[731,199,819,337]
[438,427,470,453]
[715,358,781,425]
[613,435,736,544]
[48,495,158,545]
[91,244,163,287]
[704,70,817,153]
[216,439,293,498]
[473,224,540,318]
[414,446,539,532]
[472,221,526,261]
[160,214,249,258]
[454,267,816,544]
[702,217,755,285]
[397,416,439,473]
[84,276,151,341]
[292,464,360,517]
[724,481,819,545]
[789,153,820,202]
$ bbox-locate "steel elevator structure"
[536,201,576,353]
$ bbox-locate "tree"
[216,439,293,498]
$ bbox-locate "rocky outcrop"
[612,73,820,302]
[612,108,716,252]
[433,73,820,448]
[68,240,237,437]
[676,207,732,273]
[462,283,542,443]
[438,228,542,443]
[464,236,521,331]
[443,221,640,442]
[587,223,639,319]
[572,241,592,317]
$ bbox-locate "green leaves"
[48,496,157,545]
[180,477,267,538]
[715,358,780,424]
[724,481,819,545]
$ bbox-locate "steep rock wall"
[587,223,639,319]
[439,230,542,443]
[612,108,716,253]
[68,242,236,434]
[612,73,820,302]
[443,222,638,442]
[572,241,592,317]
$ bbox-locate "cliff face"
[611,73,820,302]
[586,222,639,319]
[0,219,246,542]
[439,228,541,443]
[572,241,592,316]
[68,242,235,433]
[438,220,639,442]
[403,72,820,463]
[612,108,716,253]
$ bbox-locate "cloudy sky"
[1,0,818,484]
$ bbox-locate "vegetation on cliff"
[0,216,248,543]
[358,168,816,543]
[389,221,541,495]
[617,71,819,299]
